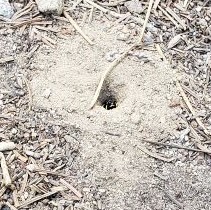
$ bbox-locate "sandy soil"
[30,21,211,210]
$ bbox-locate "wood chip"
[17,187,63,209]
[60,178,83,198]
[14,150,28,163]
[168,34,182,49]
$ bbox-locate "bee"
[103,98,117,110]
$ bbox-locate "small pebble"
[42,88,51,98]
[131,112,141,124]
[36,0,64,15]
[11,128,18,134]
[0,0,14,18]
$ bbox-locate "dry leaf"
[168,34,182,49]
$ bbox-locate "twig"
[89,0,154,109]
[21,75,32,111]
[12,4,35,21]
[88,6,94,23]
[17,187,63,209]
[176,80,210,135]
[84,0,107,13]
[0,142,16,152]
[189,126,211,154]
[0,152,12,187]
[143,139,207,153]
[60,178,82,198]
[160,188,183,209]
[137,146,175,162]
[63,10,94,45]
[89,44,134,109]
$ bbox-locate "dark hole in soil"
[99,83,118,110]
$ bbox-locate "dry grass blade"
[89,0,154,109]
[11,1,34,20]
[158,5,179,28]
[166,7,186,30]
[63,10,94,45]
[0,152,12,187]
[160,188,184,209]
[138,146,175,162]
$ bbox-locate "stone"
[35,0,64,15]
[0,0,14,18]
[125,0,143,14]
[116,33,130,41]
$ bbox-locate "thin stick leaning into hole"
[89,0,154,109]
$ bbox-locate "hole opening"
[98,83,118,110]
